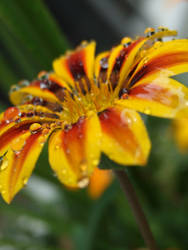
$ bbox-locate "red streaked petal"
[99,106,151,166]
[117,78,188,118]
[48,113,101,188]
[0,128,51,203]
[128,39,188,88]
[53,42,96,86]
[10,73,70,106]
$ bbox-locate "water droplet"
[126,117,132,124]
[1,190,5,195]
[4,107,20,122]
[153,41,162,49]
[0,156,8,171]
[81,40,88,47]
[158,26,168,32]
[10,84,20,93]
[55,144,60,150]
[100,57,108,69]
[11,137,26,152]
[38,136,46,145]
[38,71,48,80]
[42,128,49,135]
[64,124,72,132]
[22,94,33,104]
[143,107,151,115]
[144,27,155,37]
[77,177,89,188]
[14,150,21,157]
[119,88,128,99]
[19,80,30,88]
[121,37,132,47]
[92,159,99,166]
[80,161,87,173]
[62,169,67,175]
[66,148,70,154]
[23,177,28,186]
[29,123,42,134]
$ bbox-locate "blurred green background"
[0,0,188,249]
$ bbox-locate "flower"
[0,27,188,203]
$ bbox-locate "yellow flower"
[0,27,188,203]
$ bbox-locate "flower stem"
[114,170,158,250]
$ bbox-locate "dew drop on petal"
[143,107,151,115]
[77,177,89,188]
[80,161,87,173]
[29,123,42,134]
[62,169,67,175]
[153,41,162,49]
[19,80,30,88]
[10,84,20,93]
[1,190,6,195]
[23,177,28,186]
[4,107,20,122]
[0,156,8,171]
[144,27,155,37]
[42,128,50,135]
[55,144,60,150]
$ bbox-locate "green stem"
[114,170,159,250]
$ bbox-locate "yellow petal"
[10,73,70,106]
[0,128,50,203]
[128,39,188,88]
[117,78,188,118]
[48,113,101,188]
[99,106,151,166]
[88,168,113,199]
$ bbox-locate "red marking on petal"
[62,117,86,166]
[130,52,188,86]
[8,131,43,194]
[99,109,139,156]
[129,83,178,106]
[0,122,32,151]
[66,50,86,80]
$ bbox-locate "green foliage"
[0,1,188,250]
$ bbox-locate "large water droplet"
[19,80,30,88]
[10,84,20,93]
[77,177,89,188]
[4,107,20,122]
[29,123,42,134]
[11,137,26,152]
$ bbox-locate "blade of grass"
[16,0,69,55]
[0,0,54,69]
